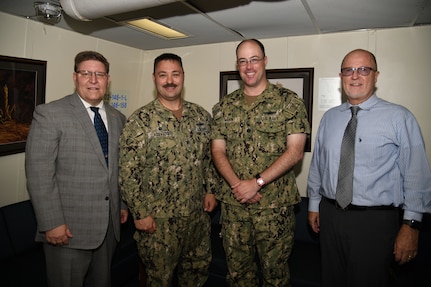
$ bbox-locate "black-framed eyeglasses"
[340,67,376,76]
[76,70,108,79]
[237,57,264,66]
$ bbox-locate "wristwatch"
[402,219,422,230]
[255,174,266,188]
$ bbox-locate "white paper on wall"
[318,77,341,111]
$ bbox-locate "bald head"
[341,49,378,71]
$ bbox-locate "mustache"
[163,84,177,88]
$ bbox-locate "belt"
[323,197,396,211]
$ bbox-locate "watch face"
[257,178,265,186]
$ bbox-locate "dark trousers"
[319,198,399,287]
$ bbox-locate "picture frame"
[220,68,314,152]
[0,55,47,156]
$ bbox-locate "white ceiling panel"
[0,0,430,50]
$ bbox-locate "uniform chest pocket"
[254,119,286,154]
[224,120,245,139]
[148,133,177,160]
[255,119,285,137]
[194,122,210,136]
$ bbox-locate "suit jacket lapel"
[105,104,121,175]
[69,93,109,171]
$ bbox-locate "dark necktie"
[336,106,360,209]
[90,107,108,166]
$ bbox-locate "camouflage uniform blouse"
[212,83,310,208]
[119,99,217,220]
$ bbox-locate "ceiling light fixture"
[33,1,62,24]
[125,18,189,39]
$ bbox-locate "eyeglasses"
[340,67,376,76]
[237,57,264,66]
[76,70,108,79]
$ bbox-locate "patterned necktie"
[336,106,360,209]
[90,107,108,166]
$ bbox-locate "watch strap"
[402,219,422,230]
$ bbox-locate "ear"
[374,71,380,83]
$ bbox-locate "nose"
[351,69,360,78]
[89,72,98,82]
[166,74,174,83]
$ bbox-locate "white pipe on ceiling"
[60,0,183,21]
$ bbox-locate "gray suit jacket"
[25,93,126,249]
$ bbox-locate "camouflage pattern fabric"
[211,83,310,286]
[134,211,211,287]
[119,99,217,286]
[119,99,217,219]
[212,83,310,208]
[221,204,295,287]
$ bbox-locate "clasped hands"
[231,179,262,204]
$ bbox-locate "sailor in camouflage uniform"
[211,39,310,287]
[119,53,218,287]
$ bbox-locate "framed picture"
[0,56,46,156]
[220,68,314,151]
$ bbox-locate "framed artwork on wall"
[0,55,46,156]
[220,68,314,152]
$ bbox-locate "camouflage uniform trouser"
[221,204,295,287]
[134,211,212,287]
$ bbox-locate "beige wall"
[1,11,430,207]
[0,12,145,206]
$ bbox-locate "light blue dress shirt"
[308,94,431,221]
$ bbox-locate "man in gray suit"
[25,51,128,287]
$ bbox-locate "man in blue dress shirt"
[307,49,431,287]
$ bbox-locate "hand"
[204,194,217,212]
[120,209,129,224]
[231,179,260,204]
[134,216,157,234]
[45,224,73,246]
[308,211,320,233]
[393,224,419,264]
[246,192,262,204]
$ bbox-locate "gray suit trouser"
[43,219,117,287]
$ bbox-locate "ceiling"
[1,0,430,51]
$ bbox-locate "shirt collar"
[235,82,277,106]
[79,96,105,111]
[342,93,378,112]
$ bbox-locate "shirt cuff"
[308,197,321,213]
[403,210,423,222]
